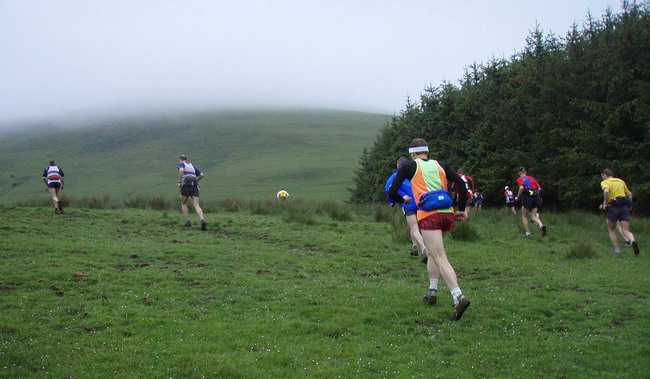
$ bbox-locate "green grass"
[0,110,389,204]
[0,205,648,377]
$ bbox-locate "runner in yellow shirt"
[599,169,639,255]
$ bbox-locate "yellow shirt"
[600,177,630,202]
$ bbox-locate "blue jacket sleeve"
[385,172,397,205]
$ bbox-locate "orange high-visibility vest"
[410,159,454,221]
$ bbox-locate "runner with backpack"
[178,155,206,230]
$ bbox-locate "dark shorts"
[522,196,541,210]
[505,201,515,208]
[607,206,631,223]
[180,177,199,197]
[48,182,61,189]
[419,212,455,231]
[402,208,417,217]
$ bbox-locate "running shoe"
[422,292,437,305]
[612,249,621,254]
[200,220,207,231]
[449,296,471,321]
[421,255,428,264]
[410,245,419,256]
[183,221,192,227]
[54,208,59,214]
[541,225,547,237]
[624,241,633,247]
[632,241,640,255]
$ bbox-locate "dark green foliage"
[351,4,650,214]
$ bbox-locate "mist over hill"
[0,109,389,204]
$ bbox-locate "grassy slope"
[0,205,648,377]
[0,110,389,204]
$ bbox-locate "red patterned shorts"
[418,212,455,231]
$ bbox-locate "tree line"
[350,1,649,214]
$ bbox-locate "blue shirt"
[385,172,418,211]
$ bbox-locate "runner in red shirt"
[514,167,546,237]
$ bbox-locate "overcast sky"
[0,0,622,126]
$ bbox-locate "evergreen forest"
[350,2,650,214]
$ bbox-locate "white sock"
[422,247,427,256]
[450,287,463,304]
[429,279,438,292]
[525,232,531,236]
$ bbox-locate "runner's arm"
[515,183,524,199]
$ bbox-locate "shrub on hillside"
[566,241,597,259]
[319,201,353,222]
[80,195,105,209]
[124,196,148,209]
[283,208,317,225]
[148,196,169,211]
[390,212,411,244]
[219,198,246,213]
[373,205,393,223]
[451,222,480,241]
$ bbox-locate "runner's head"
[457,168,465,175]
[49,160,56,166]
[408,138,429,158]
[518,167,527,176]
[505,186,509,190]
[601,168,613,179]
[396,156,408,168]
[179,155,187,162]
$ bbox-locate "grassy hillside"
[0,109,389,204]
[0,204,648,377]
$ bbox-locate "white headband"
[409,146,429,153]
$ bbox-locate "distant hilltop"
[0,109,389,204]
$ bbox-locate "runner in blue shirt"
[385,157,428,262]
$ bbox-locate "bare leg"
[421,229,458,290]
[616,221,630,243]
[607,220,619,250]
[530,208,544,228]
[406,214,425,253]
[192,196,204,219]
[521,207,530,234]
[180,195,190,219]
[618,221,635,244]
[49,188,59,209]
[426,237,441,282]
